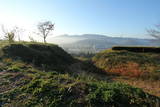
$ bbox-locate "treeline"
[112,46,160,53]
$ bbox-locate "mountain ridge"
[48,34,160,53]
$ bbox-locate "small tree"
[5,32,15,43]
[147,24,160,40]
[1,25,17,43]
[37,21,54,43]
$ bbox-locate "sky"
[0,0,160,40]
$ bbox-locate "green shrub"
[86,82,154,107]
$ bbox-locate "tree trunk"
[44,37,46,43]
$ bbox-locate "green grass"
[0,41,159,106]
[0,60,159,107]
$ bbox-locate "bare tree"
[147,24,160,40]
[15,27,24,41]
[37,21,54,43]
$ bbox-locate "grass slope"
[93,49,160,97]
[0,42,159,107]
[0,59,159,107]
[0,42,75,71]
[93,49,160,79]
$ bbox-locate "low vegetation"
[93,49,160,79]
[92,48,160,97]
[0,58,159,107]
[0,42,159,107]
[1,42,75,71]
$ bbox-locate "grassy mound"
[0,59,159,107]
[0,43,75,71]
[93,49,160,79]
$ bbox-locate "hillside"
[0,42,75,71]
[93,48,160,96]
[93,48,160,77]
[48,34,160,53]
[0,42,159,106]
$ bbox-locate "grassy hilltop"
[93,47,160,97]
[93,47,160,79]
[0,42,159,107]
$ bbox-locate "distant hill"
[48,34,160,53]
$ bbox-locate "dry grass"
[93,49,160,98]
[109,62,142,77]
[113,76,160,97]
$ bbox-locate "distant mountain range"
[48,34,160,53]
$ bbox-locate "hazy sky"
[0,0,160,39]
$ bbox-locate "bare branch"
[147,24,160,40]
